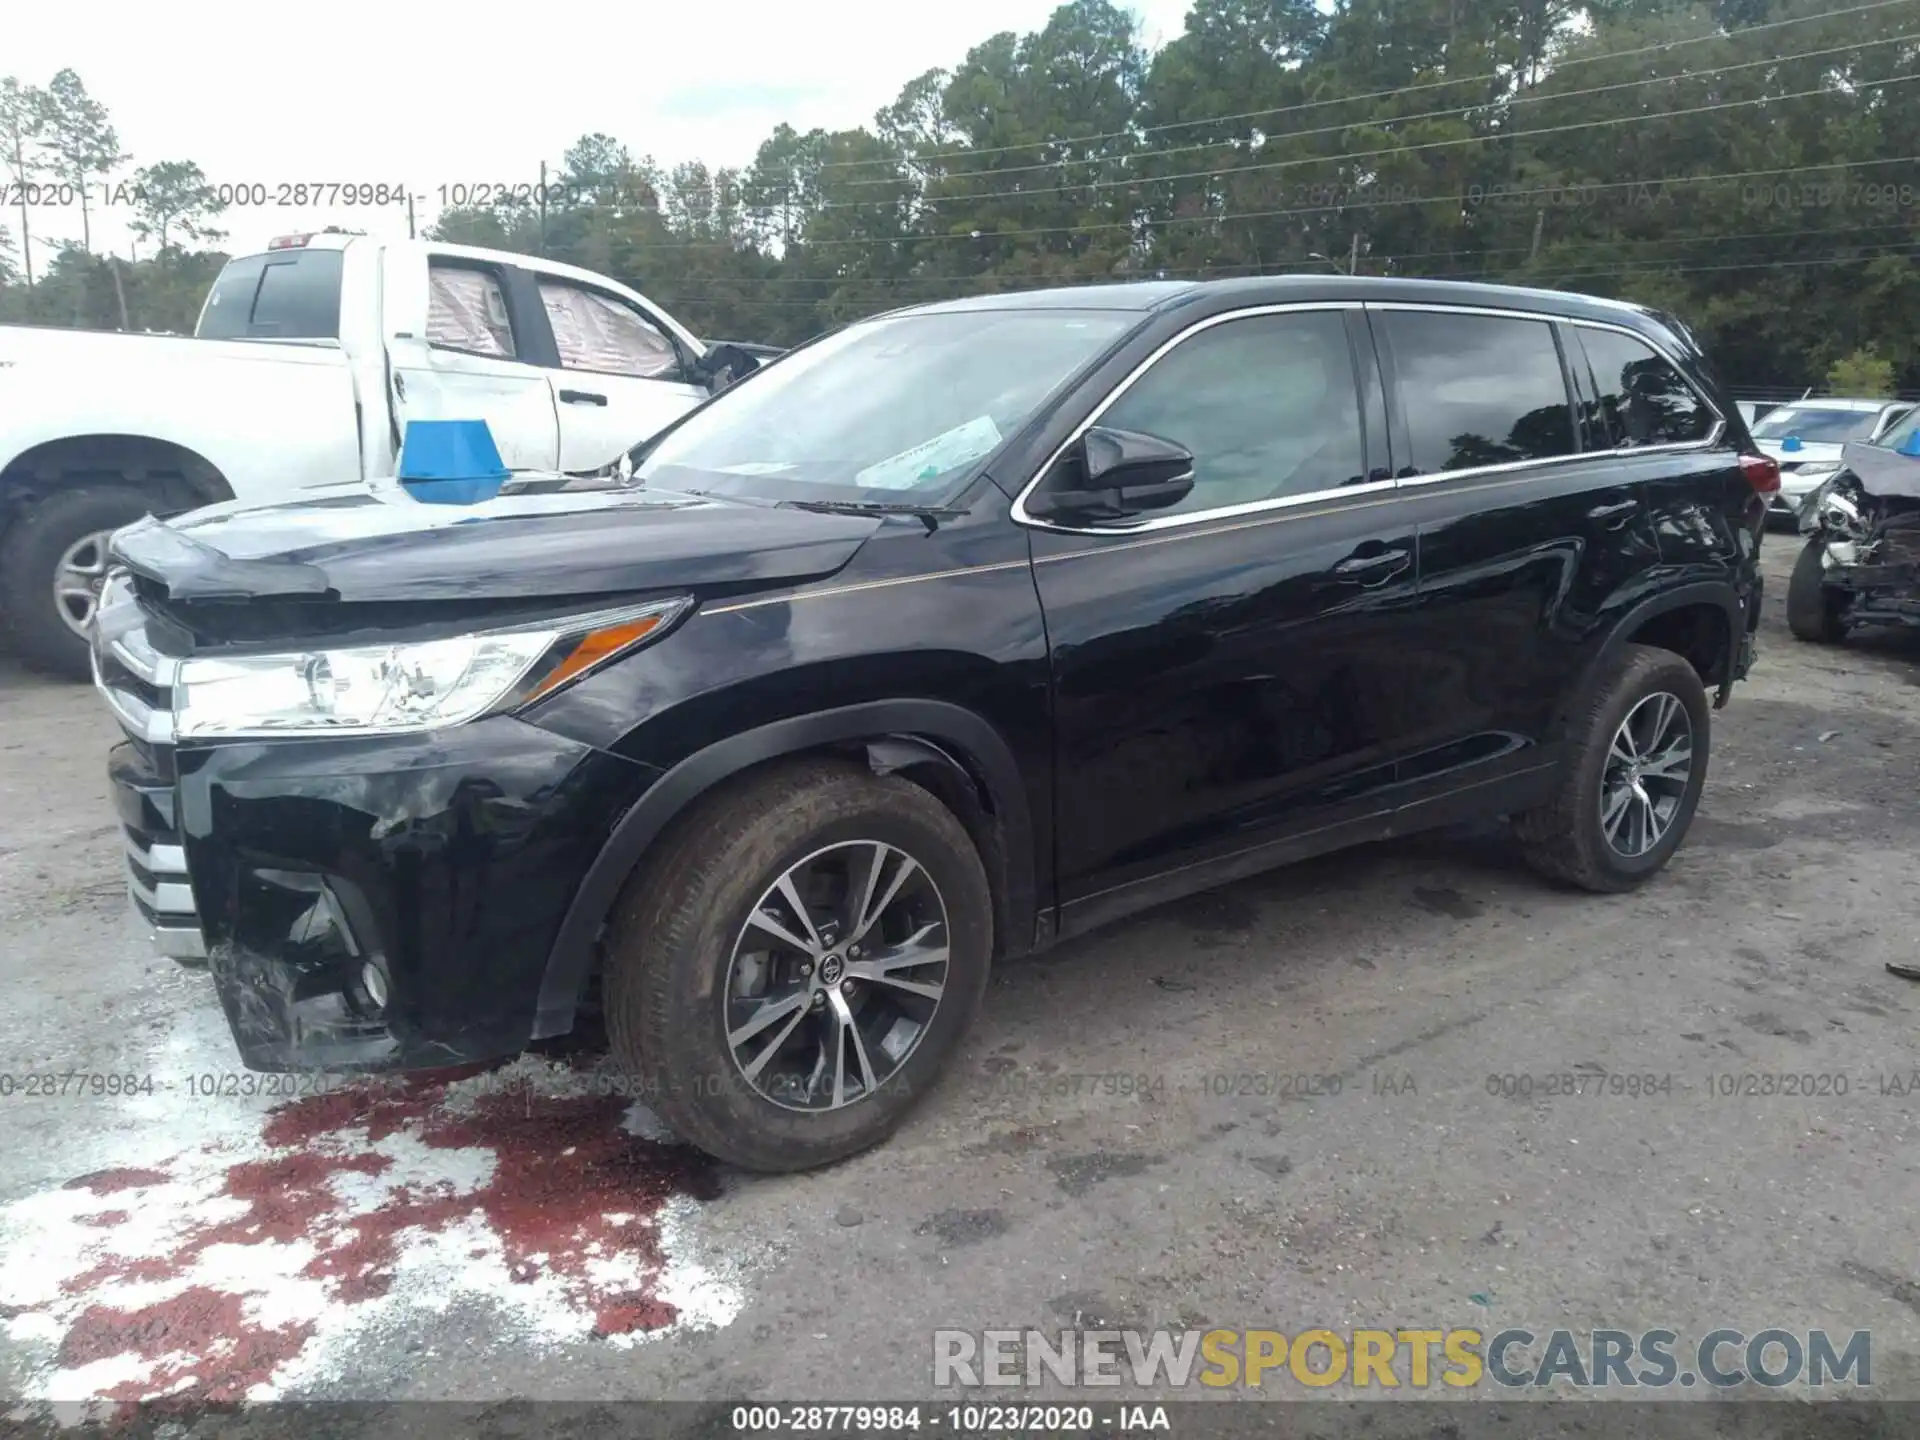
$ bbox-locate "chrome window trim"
[1012,299,1730,538]
[1010,301,1373,538]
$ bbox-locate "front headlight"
[1798,475,1866,537]
[172,596,689,740]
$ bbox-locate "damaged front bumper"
[99,651,654,1072]
[1812,540,1920,629]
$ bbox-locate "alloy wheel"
[723,839,950,1112]
[1599,691,1693,858]
[52,529,117,637]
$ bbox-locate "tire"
[1512,643,1710,894]
[1786,539,1848,644]
[0,484,152,680]
[603,758,993,1173]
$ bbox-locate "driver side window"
[1100,310,1366,516]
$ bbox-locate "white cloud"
[5,0,1195,261]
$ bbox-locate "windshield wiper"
[777,498,969,533]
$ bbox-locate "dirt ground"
[1,537,1916,1426]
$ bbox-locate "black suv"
[94,276,1773,1172]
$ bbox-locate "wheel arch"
[531,699,1038,1040]
[0,434,235,525]
[1553,582,1745,738]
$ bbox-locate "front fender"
[530,698,1038,1039]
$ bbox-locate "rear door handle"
[558,389,608,406]
[1587,498,1639,522]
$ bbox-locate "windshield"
[1876,406,1920,453]
[633,308,1137,503]
[1750,405,1881,444]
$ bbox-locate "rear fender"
[1551,582,1746,728]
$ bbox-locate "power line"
[798,69,1920,214]
[1541,245,1920,282]
[642,151,1920,251]
[815,31,1919,197]
[799,0,1916,175]
[677,220,1920,292]
[654,244,1920,311]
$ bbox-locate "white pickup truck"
[0,231,765,677]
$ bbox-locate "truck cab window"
[196,250,343,339]
[427,266,516,358]
[538,281,682,379]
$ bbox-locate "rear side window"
[1381,310,1576,474]
[196,250,343,339]
[427,265,516,358]
[1576,326,1716,448]
[538,281,682,378]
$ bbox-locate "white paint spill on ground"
[0,1005,753,1417]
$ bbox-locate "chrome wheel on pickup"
[53,529,117,637]
[0,484,151,680]
[604,760,993,1173]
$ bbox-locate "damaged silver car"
[1788,411,1920,644]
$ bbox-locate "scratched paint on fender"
[0,1055,745,1412]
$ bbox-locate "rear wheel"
[1513,644,1709,893]
[603,759,993,1172]
[0,484,152,679]
[1786,539,1848,644]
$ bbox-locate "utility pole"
[406,192,416,240]
[1349,231,1360,277]
[109,253,129,331]
[538,160,548,257]
[1530,208,1545,263]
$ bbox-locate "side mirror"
[1026,425,1195,522]
[697,343,761,395]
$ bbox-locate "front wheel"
[603,759,993,1173]
[1786,539,1848,644]
[1513,643,1710,893]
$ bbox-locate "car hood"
[108,477,882,604]
[1840,441,1920,500]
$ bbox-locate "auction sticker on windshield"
[855,416,1002,490]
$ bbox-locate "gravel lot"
[2,538,1917,1422]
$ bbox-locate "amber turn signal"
[524,613,672,702]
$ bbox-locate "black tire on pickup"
[602,758,993,1173]
[1512,643,1710,894]
[1786,539,1849,644]
[0,484,152,680]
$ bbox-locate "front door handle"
[1331,545,1412,585]
[558,389,609,406]
[1587,497,1639,523]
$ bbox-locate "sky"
[5,0,1196,265]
